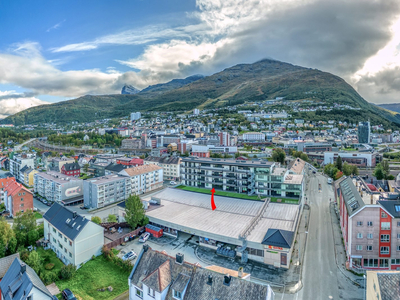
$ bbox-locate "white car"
[170,181,177,185]
[122,250,137,261]
[139,232,151,243]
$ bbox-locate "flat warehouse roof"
[143,188,298,246]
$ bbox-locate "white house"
[43,202,104,268]
[119,164,163,195]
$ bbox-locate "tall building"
[218,132,231,146]
[9,153,36,182]
[358,121,371,144]
[130,112,141,121]
[193,108,200,115]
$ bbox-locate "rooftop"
[121,164,162,177]
[35,171,83,184]
[181,157,274,167]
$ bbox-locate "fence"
[104,226,144,249]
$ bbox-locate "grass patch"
[176,185,299,203]
[111,248,120,255]
[34,212,43,219]
[56,256,131,300]
[36,248,64,276]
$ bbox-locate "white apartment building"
[131,112,141,121]
[242,132,266,141]
[119,164,163,194]
[43,203,104,267]
[9,153,36,181]
[143,156,181,180]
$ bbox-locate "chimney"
[143,244,149,252]
[238,267,244,278]
[176,253,184,264]
[21,263,26,274]
[73,211,77,219]
[207,275,213,286]
[223,274,231,286]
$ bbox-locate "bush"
[60,264,77,280]
[44,263,54,270]
[40,270,58,285]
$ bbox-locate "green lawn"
[34,212,43,219]
[36,248,64,276]
[56,256,131,300]
[176,185,298,203]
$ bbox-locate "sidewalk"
[330,202,365,287]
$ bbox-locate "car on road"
[62,289,77,300]
[122,250,137,261]
[170,181,176,185]
[139,232,150,243]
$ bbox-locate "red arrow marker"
[211,188,217,210]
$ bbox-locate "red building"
[191,151,210,158]
[145,224,163,238]
[61,162,81,177]
[3,181,33,217]
[116,157,143,166]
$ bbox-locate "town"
[0,108,399,300]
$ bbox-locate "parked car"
[62,289,77,300]
[122,250,137,261]
[170,181,176,185]
[139,232,150,243]
[42,200,47,204]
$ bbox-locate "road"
[298,173,339,300]
[14,138,37,151]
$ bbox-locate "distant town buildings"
[130,112,141,121]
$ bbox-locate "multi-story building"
[181,157,303,198]
[48,156,75,172]
[218,132,231,146]
[297,142,332,153]
[119,164,163,195]
[242,132,266,141]
[324,151,377,167]
[338,177,400,270]
[358,121,371,144]
[3,181,33,217]
[34,171,83,204]
[116,157,143,166]
[61,162,81,177]
[144,156,181,180]
[83,174,131,209]
[9,153,36,182]
[130,112,141,121]
[0,177,16,203]
[43,203,104,267]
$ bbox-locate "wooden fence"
[104,226,144,249]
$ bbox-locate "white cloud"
[0,90,49,118]
[46,19,66,32]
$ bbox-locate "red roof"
[0,177,15,189]
[367,184,377,191]
[4,180,31,197]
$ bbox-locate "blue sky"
[1,0,400,113]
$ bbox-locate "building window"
[367,233,373,239]
[381,212,388,218]
[381,222,391,230]
[135,288,143,298]
[20,204,24,207]
[64,237,67,243]
[364,259,378,267]
[357,221,363,226]
[397,245,400,251]
[20,198,23,201]
[356,245,362,251]
[392,259,400,265]
[398,222,400,227]
[58,232,62,238]
[69,241,72,246]
[53,237,56,243]
[381,234,390,242]
[367,245,373,251]
[367,221,373,227]
[380,246,390,254]
[357,233,363,239]
[148,288,155,297]
[380,259,389,268]
[173,289,182,299]
[69,252,72,258]
[248,247,264,257]
[64,248,67,253]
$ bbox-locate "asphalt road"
[298,173,339,300]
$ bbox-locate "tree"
[91,216,102,224]
[83,164,89,173]
[13,210,37,247]
[299,153,309,162]
[324,163,339,179]
[373,161,390,180]
[107,214,117,223]
[342,162,352,176]
[336,156,343,172]
[351,165,359,175]
[26,250,42,274]
[271,148,286,164]
[125,194,146,229]
[0,217,15,258]
[381,160,390,176]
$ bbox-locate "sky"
[1,0,400,116]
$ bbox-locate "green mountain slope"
[3,59,400,126]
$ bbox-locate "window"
[397,245,400,251]
[367,221,373,227]
[381,222,391,230]
[18,193,21,196]
[22,192,25,195]
[53,237,56,243]
[173,290,182,300]
[357,233,363,239]
[58,232,62,238]
[135,288,143,298]
[248,248,264,257]
[380,246,389,254]
[357,221,363,226]
[367,245,373,251]
[64,248,67,253]
[52,228,56,233]
[69,252,72,258]
[382,211,388,218]
[356,245,362,251]
[364,258,378,267]
[392,259,400,265]
[380,259,389,268]
[64,237,67,243]
[396,205,400,213]
[69,241,72,246]
[20,198,23,201]
[20,204,24,207]
[148,288,155,297]
[397,233,400,239]
[381,234,390,242]
[367,233,373,239]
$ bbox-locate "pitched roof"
[339,177,365,217]
[43,202,89,240]
[0,253,20,278]
[378,200,400,219]
[262,228,294,248]
[105,163,128,172]
[144,156,181,165]
[0,177,15,190]
[377,272,400,300]
[63,162,80,171]
[4,181,31,198]
[0,257,53,300]
[170,273,190,293]
[142,260,172,293]
[121,164,162,177]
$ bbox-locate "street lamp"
[363,274,366,300]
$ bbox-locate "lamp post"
[363,274,366,300]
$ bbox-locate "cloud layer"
[0,91,49,118]
[1,0,400,103]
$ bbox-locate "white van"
[327,178,333,184]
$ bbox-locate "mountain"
[3,59,400,127]
[121,85,140,95]
[378,103,400,114]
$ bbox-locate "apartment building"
[83,175,130,209]
[3,181,33,217]
[34,171,83,204]
[324,151,377,167]
[181,157,303,198]
[0,177,15,203]
[338,177,400,270]
[119,164,163,195]
[242,132,266,141]
[48,156,75,172]
[43,203,104,267]
[9,153,36,182]
[61,162,81,177]
[143,156,181,180]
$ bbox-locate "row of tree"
[324,156,359,180]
